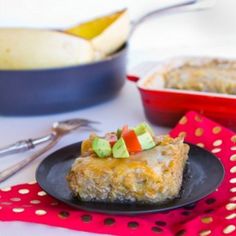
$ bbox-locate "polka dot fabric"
[0,111,235,235]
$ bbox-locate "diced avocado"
[112,138,129,158]
[116,128,122,139]
[137,131,156,150]
[134,122,154,136]
[92,137,111,158]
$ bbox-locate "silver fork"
[0,118,99,183]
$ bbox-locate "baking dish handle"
[127,61,158,83]
[127,75,140,82]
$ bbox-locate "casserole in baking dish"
[128,57,236,129]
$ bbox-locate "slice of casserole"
[67,123,189,204]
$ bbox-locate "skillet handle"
[130,0,215,36]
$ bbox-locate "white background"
[0,0,236,235]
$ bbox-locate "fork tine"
[60,118,100,125]
[80,124,100,132]
[85,120,101,124]
[73,118,100,124]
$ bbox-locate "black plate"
[36,142,224,215]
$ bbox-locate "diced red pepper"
[123,130,142,153]
[121,125,129,137]
[110,140,116,147]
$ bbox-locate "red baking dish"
[128,57,236,130]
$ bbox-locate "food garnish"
[88,122,156,158]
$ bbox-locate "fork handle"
[0,133,55,158]
[0,135,60,183]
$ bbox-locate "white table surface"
[0,0,236,235]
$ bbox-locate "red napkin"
[0,111,235,236]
